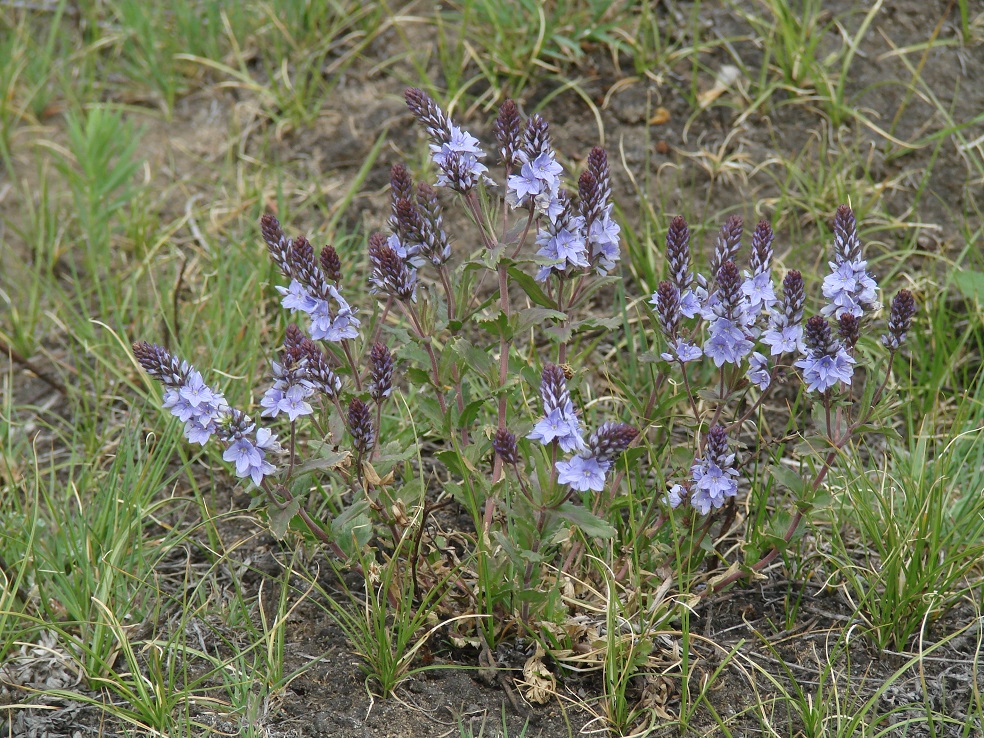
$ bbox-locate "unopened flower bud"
[493,428,519,465]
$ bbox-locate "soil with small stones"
[3,1,984,736]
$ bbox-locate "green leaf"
[506,265,554,308]
[268,498,300,540]
[556,503,616,539]
[292,449,351,475]
[570,316,622,332]
[475,309,511,339]
[953,269,984,306]
[769,465,809,499]
[451,337,496,382]
[331,499,372,556]
[512,307,567,335]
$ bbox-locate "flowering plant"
[133,88,915,635]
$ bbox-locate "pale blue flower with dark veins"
[703,318,753,367]
[260,386,285,418]
[661,339,702,364]
[689,462,739,515]
[184,416,217,446]
[507,161,545,202]
[278,384,314,421]
[588,212,621,275]
[747,352,771,390]
[278,280,317,314]
[679,288,703,319]
[162,387,197,423]
[430,125,490,189]
[223,428,279,486]
[820,259,879,319]
[527,407,585,453]
[529,151,563,182]
[556,455,609,492]
[761,324,804,355]
[741,271,777,318]
[664,484,686,508]
[795,348,856,393]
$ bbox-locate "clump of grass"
[820,376,984,651]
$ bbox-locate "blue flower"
[430,125,490,191]
[761,324,804,355]
[820,259,879,319]
[507,151,563,214]
[689,461,739,515]
[794,348,855,393]
[278,385,314,421]
[223,427,279,487]
[587,211,621,275]
[527,406,585,453]
[661,339,702,364]
[556,455,609,492]
[679,288,704,319]
[664,483,686,508]
[741,271,777,318]
[278,279,317,313]
[703,318,753,367]
[747,352,771,390]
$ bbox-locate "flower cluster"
[133,341,279,486]
[820,205,879,319]
[666,425,740,515]
[795,314,856,393]
[527,364,585,453]
[260,325,341,421]
[261,215,361,342]
[556,422,637,492]
[405,88,490,193]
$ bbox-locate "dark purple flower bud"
[415,182,451,265]
[654,281,681,339]
[578,170,602,227]
[405,88,453,145]
[395,198,425,247]
[716,260,743,320]
[389,163,415,238]
[494,99,523,169]
[133,341,187,387]
[781,270,805,327]
[347,398,374,456]
[704,425,735,469]
[390,163,414,209]
[369,342,394,402]
[838,313,860,351]
[665,215,692,292]
[709,215,743,280]
[282,324,308,366]
[882,289,916,350]
[320,244,342,283]
[586,147,611,210]
[540,363,573,416]
[804,315,838,357]
[523,114,551,160]
[299,338,340,398]
[493,428,519,466]
[440,149,478,193]
[261,214,292,277]
[288,236,332,302]
[368,232,417,302]
[587,422,637,465]
[833,204,861,264]
[749,219,774,277]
